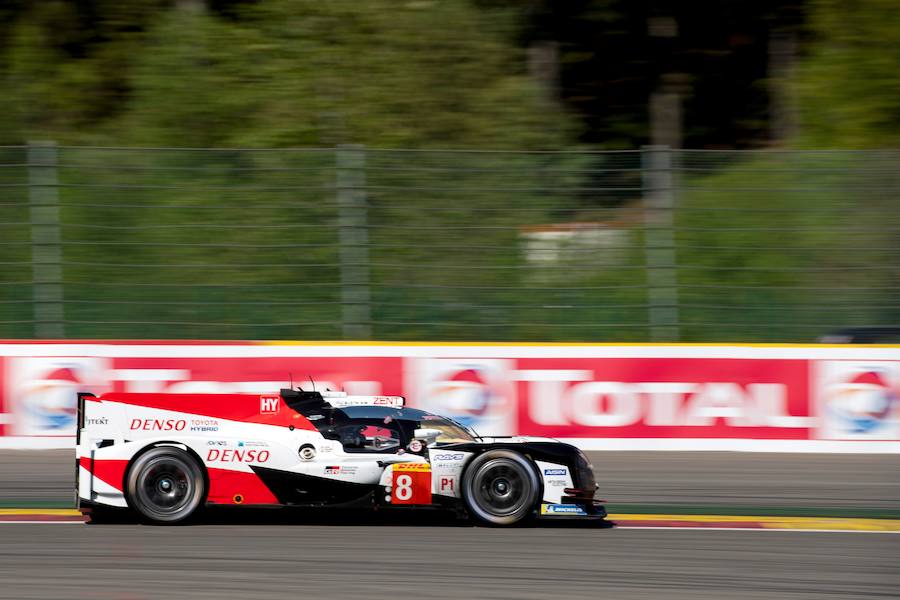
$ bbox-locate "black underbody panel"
[250,466,376,507]
[440,441,596,492]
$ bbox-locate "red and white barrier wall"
[1,341,898,452]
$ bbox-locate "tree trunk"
[768,28,798,143]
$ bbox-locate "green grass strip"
[608,504,900,520]
[2,498,898,520]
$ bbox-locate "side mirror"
[413,428,442,447]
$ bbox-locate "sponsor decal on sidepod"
[433,453,465,461]
[206,449,269,463]
[325,465,359,475]
[260,395,280,414]
[541,504,588,516]
[190,418,219,432]
[130,419,186,431]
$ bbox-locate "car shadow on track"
[88,506,615,529]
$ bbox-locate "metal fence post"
[336,144,371,340]
[641,145,680,341]
[27,141,65,339]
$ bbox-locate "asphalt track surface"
[1,450,897,512]
[0,521,897,600]
[1,451,898,599]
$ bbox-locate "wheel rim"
[135,456,195,518]
[471,458,533,518]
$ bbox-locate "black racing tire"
[126,446,205,524]
[461,450,541,526]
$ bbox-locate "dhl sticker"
[392,462,431,472]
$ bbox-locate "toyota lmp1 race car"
[75,388,605,526]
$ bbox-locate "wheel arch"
[458,447,544,503]
[459,447,544,525]
[123,441,210,510]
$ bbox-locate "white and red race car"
[76,388,605,526]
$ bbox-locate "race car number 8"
[391,468,431,505]
[395,474,413,500]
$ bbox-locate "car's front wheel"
[462,450,541,526]
[126,446,205,524]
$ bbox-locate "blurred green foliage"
[675,151,900,340]
[0,0,571,149]
[794,0,900,148]
[0,1,897,343]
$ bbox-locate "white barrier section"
[1,341,898,452]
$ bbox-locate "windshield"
[419,414,479,443]
[334,406,479,443]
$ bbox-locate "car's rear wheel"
[462,450,541,526]
[126,447,205,524]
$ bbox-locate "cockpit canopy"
[325,406,478,452]
[280,388,479,453]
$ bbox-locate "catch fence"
[1,144,897,342]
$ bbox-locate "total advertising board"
[1,341,898,451]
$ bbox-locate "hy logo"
[826,369,896,434]
[260,395,280,414]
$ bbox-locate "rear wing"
[76,392,95,446]
[319,391,405,408]
[75,392,96,510]
[279,388,405,413]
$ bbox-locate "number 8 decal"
[395,474,413,500]
[391,464,432,505]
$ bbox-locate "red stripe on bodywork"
[207,467,279,505]
[79,457,279,505]
[79,457,129,492]
[96,393,316,430]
